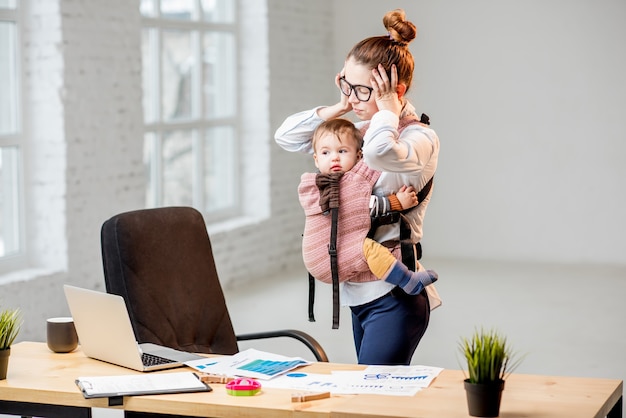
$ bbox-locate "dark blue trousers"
[350,288,430,365]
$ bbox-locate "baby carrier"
[299,114,433,329]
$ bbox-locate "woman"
[275,9,440,365]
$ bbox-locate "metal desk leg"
[607,395,622,418]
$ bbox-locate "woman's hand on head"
[371,64,403,116]
[317,68,352,120]
[334,68,352,113]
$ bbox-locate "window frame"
[0,1,26,273]
[141,0,240,223]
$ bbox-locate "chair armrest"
[236,329,329,362]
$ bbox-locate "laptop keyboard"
[142,352,176,367]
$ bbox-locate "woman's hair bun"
[383,9,417,45]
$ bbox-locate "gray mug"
[47,317,78,353]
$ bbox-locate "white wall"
[332,1,626,265]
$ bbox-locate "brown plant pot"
[0,348,10,380]
[464,378,505,417]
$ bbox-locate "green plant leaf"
[0,308,22,349]
[458,327,523,384]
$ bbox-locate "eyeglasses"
[339,76,374,102]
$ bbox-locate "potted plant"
[0,307,22,380]
[459,328,523,417]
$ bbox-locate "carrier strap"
[329,207,340,329]
[308,272,316,322]
[308,204,341,328]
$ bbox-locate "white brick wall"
[3,0,337,342]
[59,0,144,284]
[6,0,145,341]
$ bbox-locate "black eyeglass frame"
[339,76,374,102]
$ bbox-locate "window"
[141,0,238,221]
[0,0,23,269]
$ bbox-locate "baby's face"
[313,133,360,174]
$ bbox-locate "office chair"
[100,206,328,361]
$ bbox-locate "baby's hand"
[396,185,418,209]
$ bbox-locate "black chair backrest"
[101,206,239,355]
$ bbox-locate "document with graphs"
[262,364,444,396]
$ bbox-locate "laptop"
[63,284,204,372]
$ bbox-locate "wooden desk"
[0,342,622,418]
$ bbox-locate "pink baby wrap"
[299,160,401,284]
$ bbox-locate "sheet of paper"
[261,372,340,391]
[262,365,444,396]
[359,364,444,388]
[185,348,311,380]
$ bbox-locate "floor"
[227,258,626,418]
[4,258,625,417]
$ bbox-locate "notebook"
[63,284,205,372]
